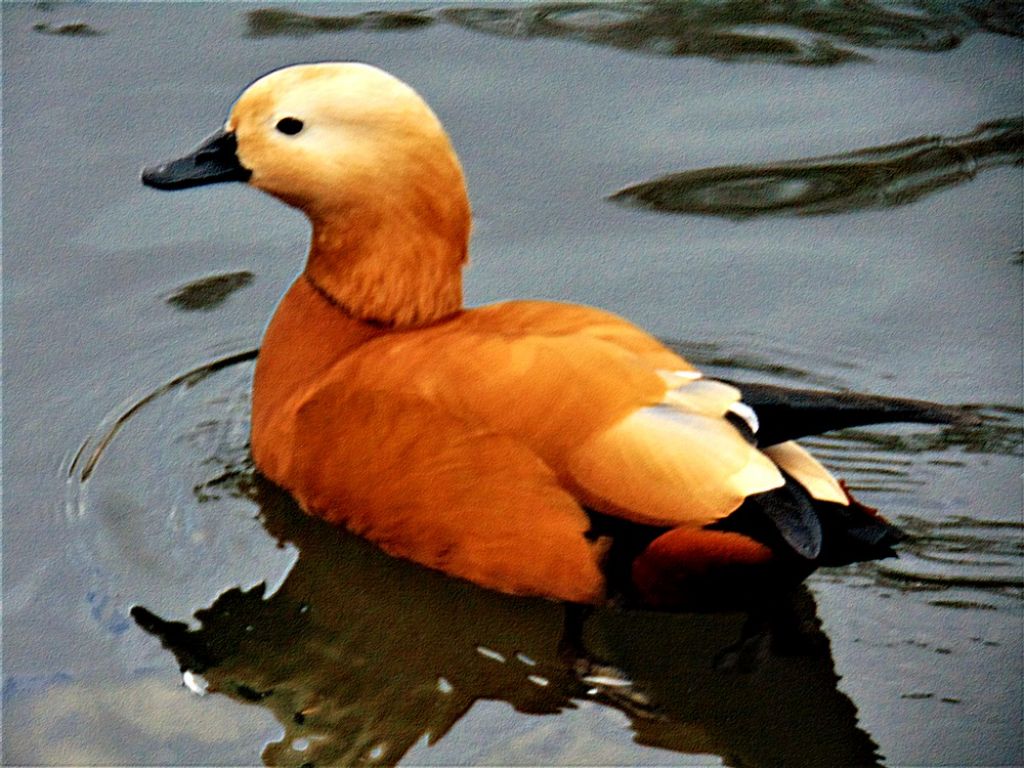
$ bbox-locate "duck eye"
[275,117,304,136]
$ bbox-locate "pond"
[3,2,1021,765]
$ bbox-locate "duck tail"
[816,480,906,566]
[628,478,903,610]
[710,475,904,566]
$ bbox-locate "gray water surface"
[3,3,1022,766]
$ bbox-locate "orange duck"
[143,63,963,610]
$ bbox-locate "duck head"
[143,62,472,326]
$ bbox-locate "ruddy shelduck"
[143,63,963,609]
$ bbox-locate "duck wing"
[334,322,788,530]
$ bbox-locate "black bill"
[142,129,251,190]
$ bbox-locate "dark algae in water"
[611,118,1024,218]
[246,8,433,37]
[166,271,254,312]
[32,20,102,36]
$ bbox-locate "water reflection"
[612,117,1024,218]
[244,1,1022,66]
[133,473,882,767]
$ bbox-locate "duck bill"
[141,129,251,190]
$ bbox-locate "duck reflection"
[133,474,880,767]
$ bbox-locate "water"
[3,2,1021,765]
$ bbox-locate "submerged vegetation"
[166,271,255,312]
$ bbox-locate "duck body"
[249,272,886,607]
[143,62,921,609]
[251,273,772,605]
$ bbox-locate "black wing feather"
[727,381,978,447]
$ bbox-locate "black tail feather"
[751,475,823,560]
[712,476,903,567]
[815,492,905,567]
[728,381,979,447]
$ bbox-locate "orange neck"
[305,215,465,328]
[302,142,472,328]
[251,276,384,475]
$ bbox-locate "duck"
[142,62,964,610]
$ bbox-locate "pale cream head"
[226,62,472,326]
[227,63,453,213]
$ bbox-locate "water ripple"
[243,1,1021,66]
[871,516,1023,592]
[64,352,297,625]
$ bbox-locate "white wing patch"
[726,400,760,434]
[661,378,741,418]
[763,441,849,505]
[657,368,703,385]
[659,371,760,435]
[567,404,785,527]
[568,371,848,527]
